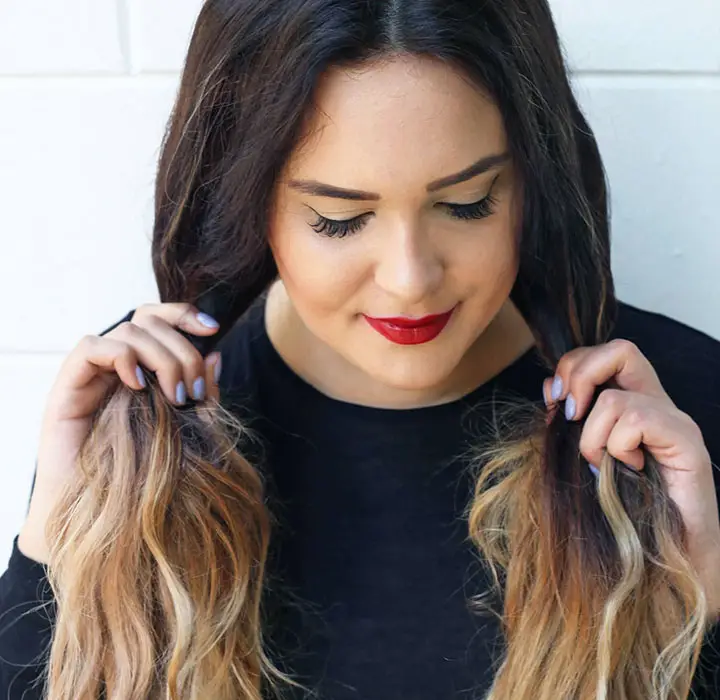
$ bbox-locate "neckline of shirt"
[248,298,544,424]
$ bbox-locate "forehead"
[285,54,508,189]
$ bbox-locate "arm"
[0,533,54,700]
[0,311,138,698]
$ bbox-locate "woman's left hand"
[544,338,720,619]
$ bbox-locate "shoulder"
[612,302,720,462]
[612,302,720,391]
[614,303,719,364]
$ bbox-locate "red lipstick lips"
[363,307,456,345]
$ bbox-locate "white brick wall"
[1,1,719,563]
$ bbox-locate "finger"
[578,388,630,469]
[582,387,710,472]
[49,336,147,421]
[603,406,701,473]
[104,322,191,405]
[127,315,208,402]
[555,339,668,422]
[545,347,593,405]
[605,416,646,471]
[62,335,145,393]
[542,377,553,406]
[131,302,220,336]
[205,352,222,403]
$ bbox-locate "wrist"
[695,547,720,622]
[18,516,51,565]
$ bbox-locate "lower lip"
[363,308,456,345]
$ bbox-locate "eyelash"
[310,193,499,239]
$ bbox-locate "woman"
[2,1,719,698]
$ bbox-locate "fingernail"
[135,365,146,389]
[214,353,222,384]
[196,312,219,329]
[551,376,563,401]
[589,463,600,478]
[565,393,577,421]
[193,376,206,401]
[176,381,187,405]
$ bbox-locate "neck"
[265,281,536,410]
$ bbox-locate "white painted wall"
[1,1,718,564]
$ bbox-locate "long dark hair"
[43,1,707,698]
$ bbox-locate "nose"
[373,219,444,306]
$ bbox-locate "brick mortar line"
[0,352,68,358]
[115,0,134,74]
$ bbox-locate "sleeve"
[0,310,136,699]
[0,537,54,700]
[99,309,135,336]
[694,623,720,698]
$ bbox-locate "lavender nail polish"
[551,376,563,401]
[193,377,206,401]
[176,381,187,405]
[135,366,146,388]
[565,393,577,421]
[196,312,219,329]
[589,463,600,478]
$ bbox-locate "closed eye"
[309,179,499,239]
[440,193,498,221]
[441,172,502,222]
[310,211,372,239]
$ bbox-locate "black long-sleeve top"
[2,300,719,698]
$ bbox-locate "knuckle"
[140,314,162,333]
[578,433,596,458]
[555,353,572,375]
[624,408,644,427]
[608,338,640,357]
[596,388,623,412]
[78,334,98,350]
[113,320,140,339]
[183,349,205,377]
[676,409,702,435]
[135,302,157,317]
[674,407,692,424]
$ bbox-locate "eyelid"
[436,172,502,205]
[307,205,372,221]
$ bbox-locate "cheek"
[453,211,519,300]
[270,224,368,314]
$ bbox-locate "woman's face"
[269,54,522,399]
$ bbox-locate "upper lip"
[364,308,455,328]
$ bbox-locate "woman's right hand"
[18,303,223,564]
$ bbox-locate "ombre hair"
[42,1,710,698]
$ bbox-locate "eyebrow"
[287,152,510,201]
